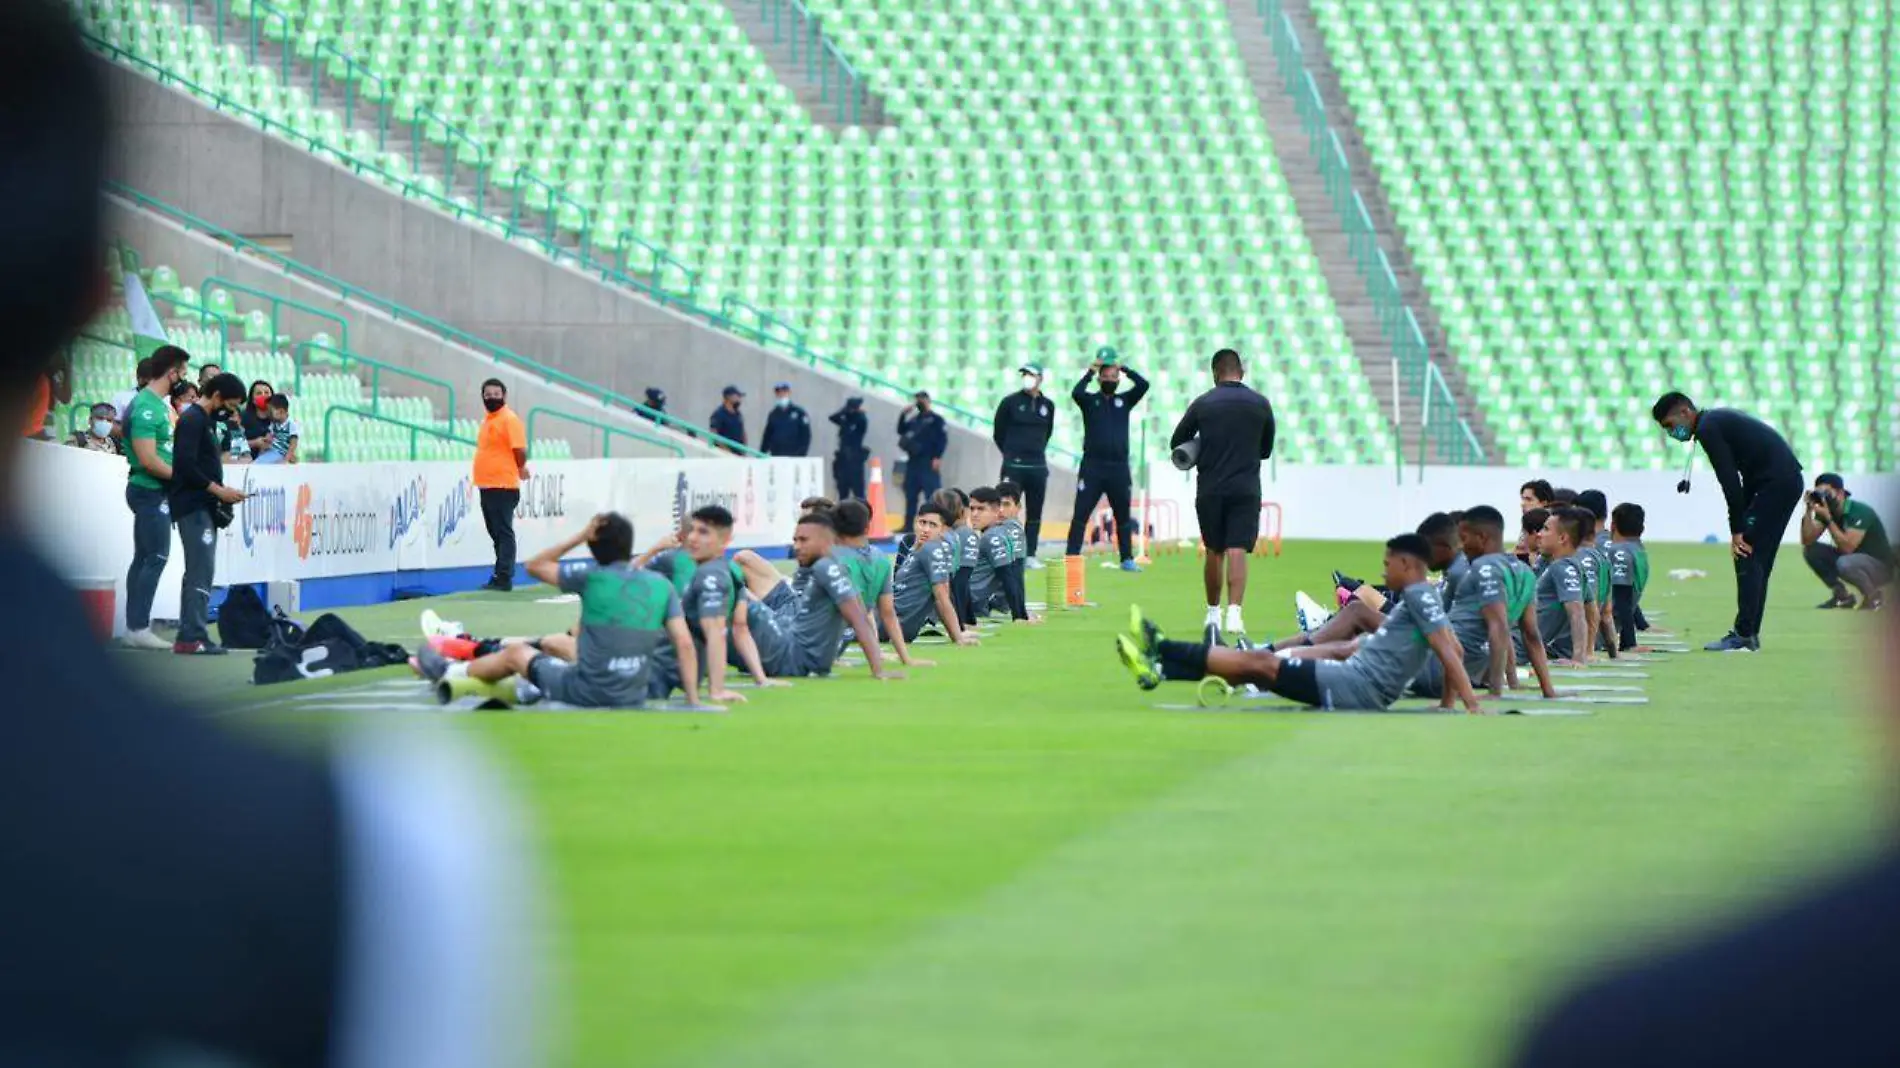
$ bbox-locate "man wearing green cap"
[992,363,1055,562]
[1065,346,1149,571]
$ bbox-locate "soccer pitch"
[157,540,1885,1067]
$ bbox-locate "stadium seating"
[1312,0,1891,471]
[78,0,1401,466]
[68,253,575,463]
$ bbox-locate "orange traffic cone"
[867,457,892,538]
[1065,554,1088,607]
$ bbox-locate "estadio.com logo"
[292,484,381,561]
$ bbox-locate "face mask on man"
[1021,374,1039,392]
[91,419,113,438]
[776,397,791,410]
[1668,423,1693,442]
[484,396,505,413]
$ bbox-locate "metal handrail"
[525,406,686,459]
[203,275,350,354]
[294,340,456,423]
[321,403,474,463]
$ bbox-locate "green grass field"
[138,541,1887,1068]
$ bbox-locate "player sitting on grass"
[1118,534,1483,713]
[726,511,902,679]
[967,488,1031,623]
[1288,512,1464,642]
[1528,508,1594,666]
[419,513,702,708]
[833,500,931,669]
[894,503,981,646]
[1574,490,1621,655]
[996,481,1030,565]
[1520,506,1550,571]
[1411,506,1559,702]
[1607,503,1653,652]
[947,488,980,626]
[659,505,781,700]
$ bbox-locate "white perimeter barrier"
[1139,463,1900,545]
[19,441,823,634]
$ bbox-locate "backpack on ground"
[218,585,272,649]
[252,612,408,686]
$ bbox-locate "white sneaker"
[1295,591,1333,633]
[1024,557,1045,571]
[419,608,464,640]
[1224,607,1245,636]
[120,628,171,651]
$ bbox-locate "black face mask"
[484,397,505,413]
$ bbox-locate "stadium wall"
[98,61,1062,504]
[24,441,822,634]
[1139,464,1900,546]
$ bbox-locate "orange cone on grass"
[866,457,891,538]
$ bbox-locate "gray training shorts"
[527,654,649,709]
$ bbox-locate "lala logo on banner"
[389,475,428,551]
[435,475,472,549]
[743,468,757,528]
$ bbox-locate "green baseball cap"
[1094,345,1120,367]
[1018,363,1046,378]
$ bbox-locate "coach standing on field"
[1065,347,1149,571]
[476,378,529,593]
[992,362,1055,562]
[1653,391,1803,652]
[1172,349,1274,641]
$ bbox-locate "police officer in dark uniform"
[760,382,812,457]
[829,396,869,499]
[897,391,949,533]
[1065,346,1149,571]
[709,384,746,452]
[992,362,1055,561]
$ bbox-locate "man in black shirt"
[168,372,250,655]
[1171,349,1275,640]
[1064,348,1150,571]
[1653,391,1803,651]
[897,391,948,533]
[760,381,812,458]
[992,362,1055,561]
[829,396,869,499]
[710,384,746,452]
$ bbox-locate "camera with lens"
[1808,490,1831,507]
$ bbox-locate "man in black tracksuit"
[1065,347,1149,569]
[992,362,1055,558]
[829,396,869,500]
[1654,391,1804,651]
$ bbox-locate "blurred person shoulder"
[1514,848,1900,1068]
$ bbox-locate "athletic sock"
[1204,605,1221,629]
[1156,640,1209,681]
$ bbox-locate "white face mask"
[776,396,791,409]
[91,419,113,438]
[1021,374,1039,391]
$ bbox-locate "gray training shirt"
[1536,554,1586,658]
[555,561,683,706]
[1339,581,1450,707]
[955,524,978,572]
[893,535,955,640]
[1440,551,1470,602]
[789,553,863,676]
[968,525,1013,614]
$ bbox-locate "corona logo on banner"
[293,484,315,560]
[389,474,428,551]
[515,471,568,521]
[239,470,287,554]
[435,475,472,549]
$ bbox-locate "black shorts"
[1267,656,1325,706]
[1197,493,1262,553]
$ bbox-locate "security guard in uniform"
[829,396,869,499]
[1066,346,1149,570]
[991,362,1055,561]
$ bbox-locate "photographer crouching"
[169,372,251,655]
[1802,473,1891,612]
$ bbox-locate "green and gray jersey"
[954,525,978,571]
[556,561,682,707]
[1535,554,1586,658]
[124,389,173,491]
[1607,540,1640,589]
[790,553,863,676]
[969,525,1013,611]
[839,544,893,607]
[1340,581,1450,707]
[1446,552,1514,676]
[1573,546,1604,605]
[893,536,955,639]
[645,551,740,639]
[1001,518,1027,562]
[1838,499,1893,564]
[1440,551,1470,602]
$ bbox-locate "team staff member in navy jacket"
[897,391,948,533]
[1653,391,1803,652]
[1065,347,1149,571]
[709,384,747,452]
[760,382,811,458]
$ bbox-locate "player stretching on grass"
[654,505,781,700]
[1117,534,1482,713]
[894,503,981,645]
[968,487,1035,624]
[1529,508,1593,666]
[728,512,903,679]
[833,500,931,670]
[1416,506,1559,702]
[420,513,703,708]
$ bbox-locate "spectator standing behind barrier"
[1065,346,1150,572]
[69,402,120,454]
[761,382,811,457]
[897,390,948,533]
[992,363,1054,562]
[122,345,189,651]
[1802,473,1891,611]
[168,373,249,656]
[241,379,275,451]
[475,378,529,593]
[251,394,301,465]
[830,397,869,499]
[709,384,747,452]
